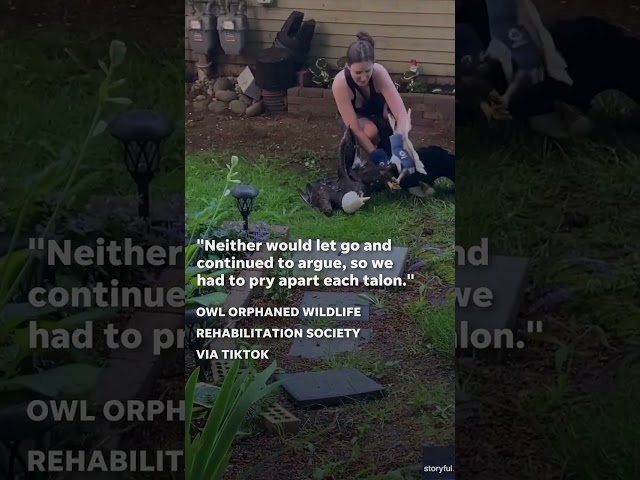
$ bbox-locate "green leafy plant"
[191,371,279,439]
[265,252,293,303]
[184,359,281,480]
[184,155,242,310]
[0,39,131,399]
[395,67,427,93]
[308,57,346,88]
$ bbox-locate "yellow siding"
[186,0,455,80]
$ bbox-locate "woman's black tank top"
[344,66,387,117]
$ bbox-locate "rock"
[185,100,191,106]
[239,93,253,105]
[246,101,264,117]
[215,90,238,102]
[195,94,206,101]
[208,100,228,113]
[192,100,207,112]
[206,86,215,96]
[213,77,233,92]
[229,99,247,115]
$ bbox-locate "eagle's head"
[341,191,370,214]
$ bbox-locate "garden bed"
[215,264,455,480]
[287,87,455,126]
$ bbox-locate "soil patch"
[186,106,455,169]
[220,285,454,480]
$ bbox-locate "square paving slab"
[298,292,371,322]
[456,255,530,343]
[287,325,372,359]
[291,240,408,281]
[278,368,385,408]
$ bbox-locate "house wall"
[185,0,455,83]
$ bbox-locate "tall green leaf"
[185,360,281,480]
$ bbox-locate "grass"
[407,291,455,356]
[550,362,638,480]
[456,90,640,478]
[1,28,184,207]
[187,148,455,479]
[186,151,454,251]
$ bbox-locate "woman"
[332,32,411,165]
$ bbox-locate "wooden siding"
[186,0,455,81]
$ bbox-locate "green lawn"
[186,150,456,479]
[186,148,456,358]
[456,91,640,479]
[1,28,184,206]
[186,151,454,248]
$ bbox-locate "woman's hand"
[390,134,415,173]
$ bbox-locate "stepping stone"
[298,292,371,322]
[287,325,372,359]
[456,255,529,354]
[291,241,408,281]
[278,368,385,408]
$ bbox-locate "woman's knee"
[359,118,379,142]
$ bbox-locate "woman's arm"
[332,76,377,153]
[375,65,409,133]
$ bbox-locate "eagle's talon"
[480,99,511,121]
[387,179,401,190]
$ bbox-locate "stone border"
[89,267,184,406]
[287,87,454,126]
[68,267,185,480]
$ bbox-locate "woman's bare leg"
[358,117,379,150]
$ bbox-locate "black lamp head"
[230,184,258,216]
[107,109,174,219]
[108,109,174,178]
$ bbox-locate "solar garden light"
[230,184,258,232]
[108,110,174,219]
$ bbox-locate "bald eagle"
[299,127,379,215]
[383,108,456,197]
[399,146,455,194]
[456,9,640,135]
